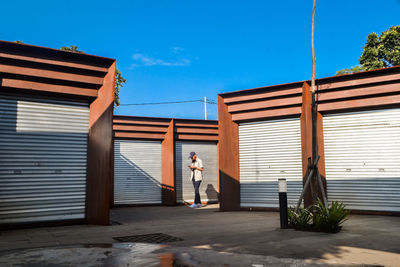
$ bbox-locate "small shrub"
[288,206,313,230]
[314,199,350,233]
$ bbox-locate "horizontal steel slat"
[0,96,89,108]
[0,197,85,208]
[0,132,89,140]
[0,205,85,216]
[0,191,85,199]
[0,107,90,118]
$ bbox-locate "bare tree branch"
[311,0,316,93]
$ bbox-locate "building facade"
[0,40,115,227]
[112,115,219,206]
[219,66,400,214]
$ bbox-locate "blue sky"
[1,0,400,120]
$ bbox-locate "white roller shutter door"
[114,140,162,204]
[239,118,303,208]
[323,108,400,212]
[176,141,219,203]
[0,94,89,224]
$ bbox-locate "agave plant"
[314,199,350,233]
[288,206,313,230]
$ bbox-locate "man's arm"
[196,159,204,171]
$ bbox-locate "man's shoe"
[189,203,197,208]
[196,204,203,208]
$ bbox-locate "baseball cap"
[189,152,196,159]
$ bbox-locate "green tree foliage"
[114,69,126,107]
[60,45,126,107]
[335,65,366,75]
[60,45,83,53]
[336,26,400,75]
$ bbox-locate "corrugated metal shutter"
[114,140,162,204]
[0,94,89,224]
[323,108,400,212]
[239,118,303,208]
[176,141,219,203]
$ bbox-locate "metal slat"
[0,94,89,224]
[114,140,162,204]
[239,118,303,208]
[175,141,219,203]
[324,108,400,212]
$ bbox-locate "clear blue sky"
[1,0,400,120]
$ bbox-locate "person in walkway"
[188,151,204,208]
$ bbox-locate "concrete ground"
[1,204,400,266]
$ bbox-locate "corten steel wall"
[112,115,218,206]
[219,65,400,212]
[0,40,116,226]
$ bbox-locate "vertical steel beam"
[86,61,116,225]
[300,82,327,207]
[161,119,177,205]
[218,95,240,211]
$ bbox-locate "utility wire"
[119,99,217,106]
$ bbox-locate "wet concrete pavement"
[1,204,400,266]
[0,243,343,267]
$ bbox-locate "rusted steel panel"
[113,124,168,133]
[0,64,103,85]
[228,96,302,113]
[317,82,400,102]
[175,127,218,134]
[114,132,165,140]
[175,134,218,141]
[86,61,116,225]
[174,122,218,128]
[220,81,304,98]
[161,120,176,205]
[224,86,302,104]
[221,66,400,116]
[300,82,326,207]
[0,52,109,73]
[113,116,218,142]
[318,94,400,113]
[232,106,301,122]
[218,95,240,211]
[316,65,400,87]
[1,78,98,98]
[0,41,114,100]
[113,116,171,126]
[0,40,114,66]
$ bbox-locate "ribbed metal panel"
[114,140,162,204]
[239,118,303,208]
[323,108,400,212]
[176,141,218,203]
[0,94,89,224]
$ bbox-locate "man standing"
[188,152,204,208]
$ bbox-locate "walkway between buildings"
[1,204,399,266]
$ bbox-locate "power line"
[119,99,217,106]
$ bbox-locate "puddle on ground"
[0,243,202,267]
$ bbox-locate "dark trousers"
[192,180,202,204]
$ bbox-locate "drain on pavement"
[113,233,183,243]
[110,220,122,225]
